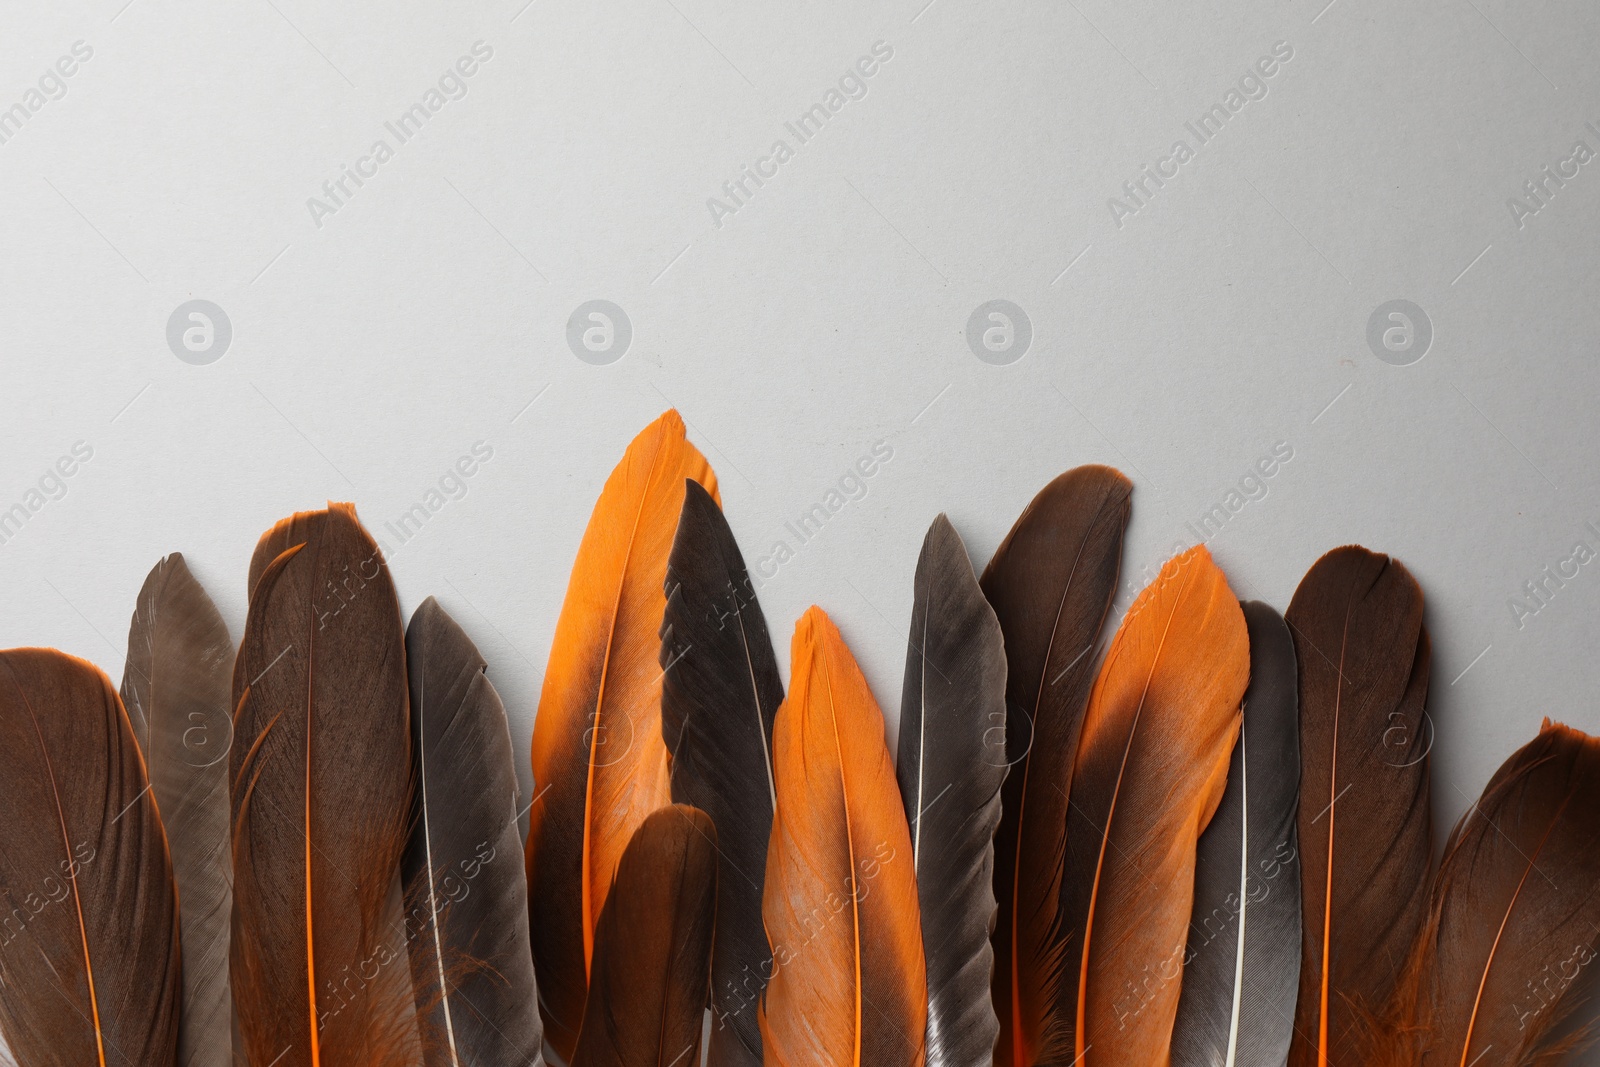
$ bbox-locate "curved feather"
[121,554,236,1067]
[1170,600,1302,1067]
[231,503,416,1067]
[1285,546,1431,1067]
[402,598,544,1066]
[0,649,181,1066]
[570,805,717,1067]
[1378,721,1600,1066]
[1063,544,1249,1065]
[525,409,718,1059]
[660,479,782,1067]
[760,607,927,1067]
[980,466,1131,1067]
[896,515,1008,1067]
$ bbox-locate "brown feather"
[230,504,416,1067]
[760,606,927,1067]
[121,554,237,1067]
[571,805,717,1067]
[1377,720,1600,1066]
[1062,544,1249,1065]
[525,409,718,1059]
[1286,545,1432,1067]
[0,648,181,1067]
[981,466,1131,1067]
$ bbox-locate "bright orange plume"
[760,606,926,1067]
[1065,544,1249,1066]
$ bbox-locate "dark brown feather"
[1286,545,1432,1067]
[0,648,181,1067]
[570,804,717,1067]
[231,504,416,1067]
[660,479,783,1067]
[1378,720,1600,1066]
[981,466,1131,1067]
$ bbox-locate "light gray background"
[2,0,1598,856]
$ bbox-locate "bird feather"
[981,466,1131,1067]
[1285,545,1431,1067]
[660,479,782,1067]
[760,606,927,1067]
[1063,544,1250,1065]
[525,409,718,1060]
[896,515,1008,1067]
[1170,600,1302,1067]
[230,503,416,1067]
[121,554,236,1067]
[0,648,181,1067]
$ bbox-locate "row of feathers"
[0,409,1595,1067]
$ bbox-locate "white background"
[2,0,1598,854]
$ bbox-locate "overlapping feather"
[896,515,1008,1067]
[660,479,783,1067]
[571,804,717,1067]
[121,554,236,1067]
[1170,600,1302,1067]
[982,466,1131,1067]
[0,649,181,1066]
[402,597,544,1066]
[761,606,927,1067]
[230,503,415,1067]
[525,409,718,1059]
[1063,543,1249,1065]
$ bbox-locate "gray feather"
[403,597,546,1067]
[896,515,1008,1067]
[120,553,236,1067]
[1171,600,1302,1067]
[661,479,784,1067]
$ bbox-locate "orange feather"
[1063,544,1249,1065]
[760,606,926,1067]
[525,409,718,1058]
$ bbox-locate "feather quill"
[1170,600,1302,1067]
[1285,546,1431,1067]
[1376,720,1600,1066]
[660,479,783,1067]
[402,597,544,1067]
[981,465,1131,1066]
[760,606,927,1067]
[231,503,416,1067]
[1062,544,1249,1065]
[526,409,718,1059]
[0,648,181,1066]
[570,805,718,1067]
[896,515,1008,1067]
[121,554,236,1067]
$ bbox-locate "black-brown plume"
[981,466,1131,1066]
[896,515,1008,1067]
[121,554,236,1067]
[1375,720,1600,1066]
[231,503,416,1067]
[0,648,181,1067]
[402,597,544,1066]
[660,479,783,1067]
[1286,545,1432,1067]
[570,804,717,1067]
